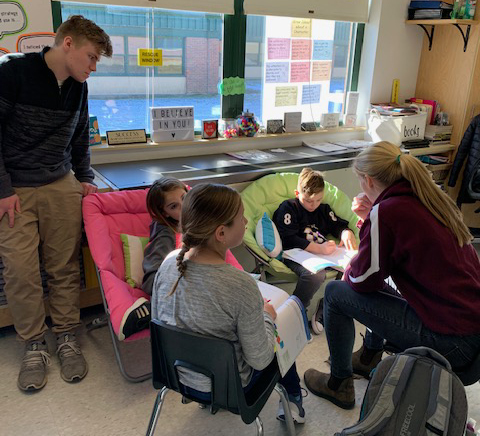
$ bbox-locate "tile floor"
[0,304,479,436]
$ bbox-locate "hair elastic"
[396,154,401,164]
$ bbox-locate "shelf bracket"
[453,23,471,52]
[418,24,435,51]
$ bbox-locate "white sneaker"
[277,394,306,424]
[311,298,324,335]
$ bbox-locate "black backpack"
[335,347,468,436]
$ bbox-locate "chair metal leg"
[254,416,264,436]
[274,384,296,436]
[92,266,152,382]
[146,387,169,436]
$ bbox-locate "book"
[410,98,438,124]
[282,247,358,273]
[409,1,453,9]
[408,8,452,18]
[257,281,311,377]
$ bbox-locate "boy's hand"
[352,192,372,221]
[306,240,336,255]
[339,229,357,251]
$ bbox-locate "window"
[61,2,223,134]
[244,16,356,125]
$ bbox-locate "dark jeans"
[324,280,480,379]
[284,259,326,310]
[184,363,301,401]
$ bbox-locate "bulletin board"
[0,0,54,55]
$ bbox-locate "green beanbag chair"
[241,172,360,281]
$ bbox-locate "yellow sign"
[137,49,163,67]
[391,79,400,104]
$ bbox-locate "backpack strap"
[425,365,452,435]
[336,354,415,436]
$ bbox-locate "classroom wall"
[357,0,423,125]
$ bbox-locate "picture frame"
[106,129,147,146]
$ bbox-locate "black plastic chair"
[146,320,296,436]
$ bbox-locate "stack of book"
[370,103,418,116]
[409,97,438,124]
[408,0,454,19]
[425,124,453,144]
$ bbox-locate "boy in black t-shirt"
[273,168,357,334]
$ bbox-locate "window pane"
[61,2,223,135]
[244,16,354,126]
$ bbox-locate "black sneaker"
[311,298,324,335]
[118,298,151,340]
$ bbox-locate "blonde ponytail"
[354,142,472,246]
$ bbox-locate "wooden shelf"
[402,143,456,156]
[406,19,477,51]
[406,19,476,25]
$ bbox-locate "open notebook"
[257,281,310,376]
[282,247,358,274]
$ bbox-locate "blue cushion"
[255,212,283,259]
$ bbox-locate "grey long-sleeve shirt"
[152,252,275,392]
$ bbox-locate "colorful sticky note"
[290,62,310,83]
[292,19,312,38]
[312,40,333,60]
[275,86,298,107]
[302,84,321,105]
[268,38,291,60]
[291,39,312,61]
[266,62,289,83]
[312,61,332,82]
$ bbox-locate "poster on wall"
[0,0,54,55]
[262,17,337,125]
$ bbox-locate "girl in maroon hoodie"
[304,141,480,410]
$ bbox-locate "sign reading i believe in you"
[150,107,195,143]
[0,0,54,56]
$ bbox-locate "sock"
[328,374,349,391]
[360,345,383,365]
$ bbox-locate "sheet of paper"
[257,281,289,309]
[303,142,347,153]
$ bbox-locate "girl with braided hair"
[152,183,306,424]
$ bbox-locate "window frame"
[52,0,362,135]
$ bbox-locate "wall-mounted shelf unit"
[406,19,477,52]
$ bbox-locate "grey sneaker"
[56,332,88,382]
[17,340,51,392]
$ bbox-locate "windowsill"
[90,126,367,164]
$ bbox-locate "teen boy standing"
[0,15,112,391]
[273,168,357,334]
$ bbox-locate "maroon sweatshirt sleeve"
[344,203,394,293]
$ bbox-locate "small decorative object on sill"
[236,110,260,137]
[202,120,218,139]
[344,114,357,127]
[301,122,317,132]
[284,112,302,133]
[320,113,340,129]
[106,129,147,146]
[218,118,238,138]
[150,106,194,143]
[267,119,284,134]
[89,115,102,146]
